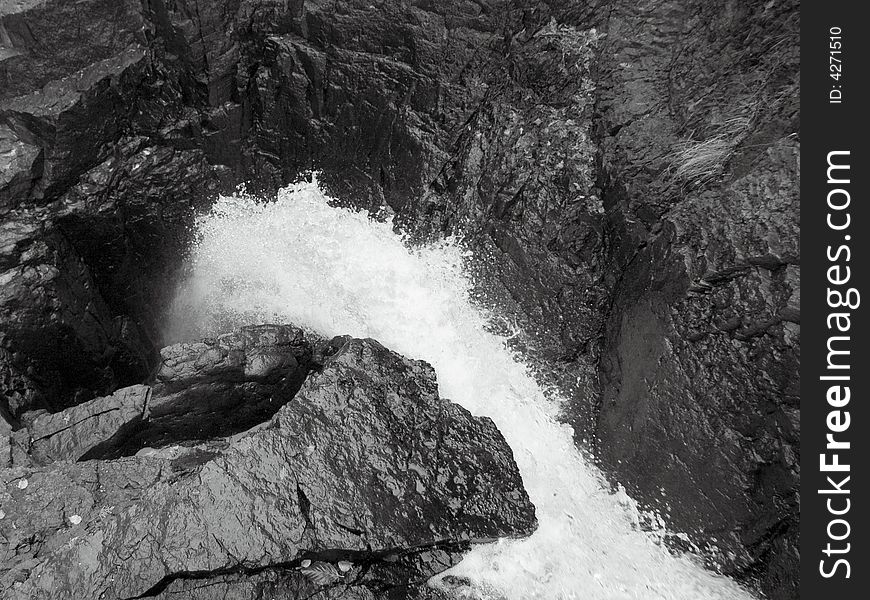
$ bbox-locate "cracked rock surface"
[0,331,535,599]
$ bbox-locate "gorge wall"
[1,0,799,597]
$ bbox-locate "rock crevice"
[1,328,536,599]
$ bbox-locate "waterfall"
[166,178,755,600]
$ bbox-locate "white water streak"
[166,179,755,600]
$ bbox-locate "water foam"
[166,179,755,600]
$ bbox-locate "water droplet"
[17,479,28,490]
[69,515,82,525]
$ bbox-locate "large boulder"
[0,332,536,599]
[11,325,314,466]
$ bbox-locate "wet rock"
[0,47,149,202]
[147,569,454,600]
[23,385,151,465]
[146,554,460,599]
[0,141,222,418]
[0,124,40,210]
[1,0,225,413]
[0,0,148,102]
[0,145,222,413]
[0,334,535,600]
[1,0,799,595]
[237,0,800,592]
[0,207,149,416]
[240,1,799,590]
[589,1,799,595]
[15,325,315,464]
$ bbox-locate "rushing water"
[166,179,755,600]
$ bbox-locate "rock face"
[590,3,799,596]
[1,0,799,596]
[1,0,226,419]
[0,328,536,599]
[9,325,313,466]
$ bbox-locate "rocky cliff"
[1,0,799,597]
[2,325,536,598]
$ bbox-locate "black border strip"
[802,2,867,597]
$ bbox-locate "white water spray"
[166,179,755,600]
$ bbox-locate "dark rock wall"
[1,0,799,596]
[591,2,799,597]
[1,0,228,414]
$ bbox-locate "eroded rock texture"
[1,0,799,596]
[0,330,535,599]
[591,3,799,596]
